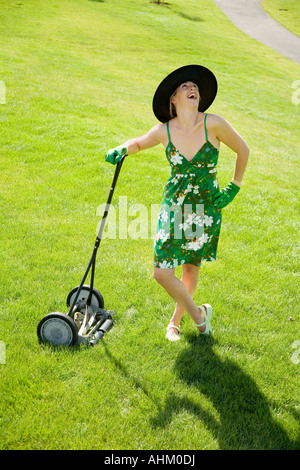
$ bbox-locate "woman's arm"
[212,115,249,186]
[105,124,165,164]
[124,124,165,155]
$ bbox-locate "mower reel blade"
[89,318,114,346]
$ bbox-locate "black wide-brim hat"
[152,64,218,123]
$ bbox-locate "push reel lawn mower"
[37,156,126,347]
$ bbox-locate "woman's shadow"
[151,335,299,450]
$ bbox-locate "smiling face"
[169,81,200,116]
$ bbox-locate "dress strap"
[204,114,208,142]
[166,121,171,143]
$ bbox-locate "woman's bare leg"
[168,264,200,334]
[153,265,205,333]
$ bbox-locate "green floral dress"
[154,114,222,269]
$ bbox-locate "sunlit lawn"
[0,0,299,450]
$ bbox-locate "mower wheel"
[37,312,78,346]
[66,285,104,309]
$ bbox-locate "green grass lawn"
[0,0,299,450]
[262,0,300,36]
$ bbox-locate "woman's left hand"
[213,182,240,209]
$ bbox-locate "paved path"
[212,0,300,64]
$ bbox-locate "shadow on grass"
[151,334,298,450]
[174,12,204,23]
[102,339,157,406]
[151,2,203,22]
[101,335,298,450]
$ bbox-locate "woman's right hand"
[105,145,127,165]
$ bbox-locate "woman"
[105,65,249,341]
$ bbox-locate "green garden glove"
[213,182,240,209]
[105,145,127,165]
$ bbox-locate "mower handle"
[96,154,127,240]
[67,155,127,316]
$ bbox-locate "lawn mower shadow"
[151,335,297,450]
[102,339,156,405]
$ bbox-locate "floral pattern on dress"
[154,128,222,269]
